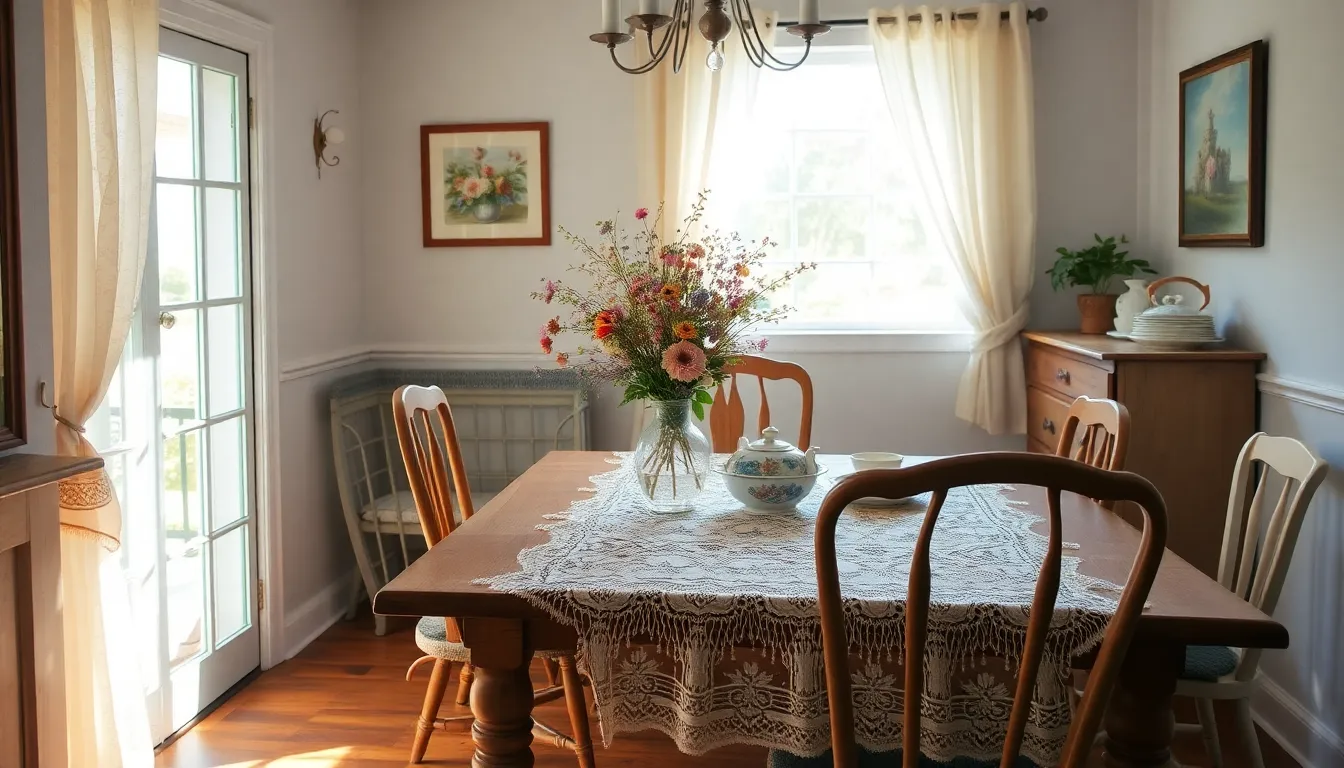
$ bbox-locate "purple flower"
[688,288,710,308]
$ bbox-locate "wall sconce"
[313,109,344,178]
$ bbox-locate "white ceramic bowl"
[850,452,905,472]
[715,465,828,512]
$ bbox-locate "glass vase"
[633,399,712,513]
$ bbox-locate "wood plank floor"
[157,612,1300,768]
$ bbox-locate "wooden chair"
[709,356,814,451]
[1174,433,1328,768]
[1055,396,1130,471]
[815,452,1169,768]
[393,385,596,766]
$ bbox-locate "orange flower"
[660,284,682,301]
[546,317,561,335]
[594,323,615,340]
[735,264,750,277]
[556,352,569,368]
[594,310,617,327]
[673,321,697,340]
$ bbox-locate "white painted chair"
[1176,432,1329,768]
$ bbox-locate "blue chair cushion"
[1182,645,1238,682]
[767,749,1037,768]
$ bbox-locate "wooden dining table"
[374,451,1288,768]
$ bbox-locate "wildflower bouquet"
[534,193,813,510]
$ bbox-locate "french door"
[89,27,259,745]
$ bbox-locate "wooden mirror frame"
[0,0,25,450]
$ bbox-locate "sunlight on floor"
[215,747,355,767]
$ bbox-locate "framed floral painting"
[420,122,551,247]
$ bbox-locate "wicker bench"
[330,369,588,635]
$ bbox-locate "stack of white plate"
[1129,313,1221,350]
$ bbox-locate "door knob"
[159,311,177,330]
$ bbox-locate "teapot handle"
[1146,275,1211,310]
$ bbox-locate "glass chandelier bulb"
[706,43,725,72]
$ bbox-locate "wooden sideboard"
[0,454,103,768]
[1022,331,1265,577]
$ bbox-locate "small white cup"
[850,452,905,472]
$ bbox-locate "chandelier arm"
[608,43,670,75]
[642,9,680,64]
[672,0,692,73]
[733,0,814,71]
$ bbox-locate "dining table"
[373,451,1288,768]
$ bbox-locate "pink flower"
[555,352,569,368]
[661,250,679,266]
[635,208,649,221]
[508,150,523,162]
[482,164,495,178]
[686,243,705,260]
[472,147,486,162]
[462,177,489,199]
[661,340,707,383]
[543,280,558,304]
[757,338,769,352]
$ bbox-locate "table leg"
[1103,637,1185,768]
[462,618,536,768]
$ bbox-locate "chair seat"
[767,750,1037,767]
[1181,644,1238,682]
[361,490,496,526]
[415,617,568,662]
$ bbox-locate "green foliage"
[1046,234,1156,295]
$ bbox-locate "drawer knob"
[1055,368,1071,384]
[1042,418,1056,434]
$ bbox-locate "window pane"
[204,188,242,299]
[156,57,196,179]
[206,304,244,416]
[211,525,250,645]
[161,308,202,427]
[202,68,239,183]
[157,184,200,304]
[796,197,869,262]
[164,429,206,668]
[208,417,247,531]
[795,132,869,194]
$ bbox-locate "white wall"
[211,0,368,653]
[357,0,1138,455]
[1137,1,1344,763]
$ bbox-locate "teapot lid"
[744,426,795,453]
[1141,294,1202,316]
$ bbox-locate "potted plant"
[1047,234,1157,334]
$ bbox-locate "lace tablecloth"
[479,454,1122,763]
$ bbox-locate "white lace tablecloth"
[479,454,1122,763]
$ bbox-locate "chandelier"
[590,0,832,75]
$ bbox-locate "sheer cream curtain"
[869,3,1037,435]
[628,13,776,446]
[45,0,158,762]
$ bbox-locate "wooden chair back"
[709,356,814,451]
[814,452,1169,768]
[392,385,477,547]
[1217,432,1328,682]
[1055,396,1130,471]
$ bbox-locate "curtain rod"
[776,6,1048,28]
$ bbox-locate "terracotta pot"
[1077,293,1119,334]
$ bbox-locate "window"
[711,45,968,333]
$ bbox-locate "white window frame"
[735,35,975,352]
[158,0,285,669]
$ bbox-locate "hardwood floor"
[157,611,1301,768]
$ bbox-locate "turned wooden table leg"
[1103,637,1185,768]
[461,618,536,768]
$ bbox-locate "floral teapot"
[717,427,825,511]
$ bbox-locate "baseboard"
[1252,674,1344,768]
[282,569,360,660]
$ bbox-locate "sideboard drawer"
[1027,345,1111,401]
[1026,385,1071,450]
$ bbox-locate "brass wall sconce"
[313,109,344,178]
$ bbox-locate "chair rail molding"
[1253,674,1344,768]
[1257,374,1344,416]
[280,345,544,382]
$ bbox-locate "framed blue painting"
[1178,41,1267,248]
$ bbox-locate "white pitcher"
[1114,279,1150,335]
